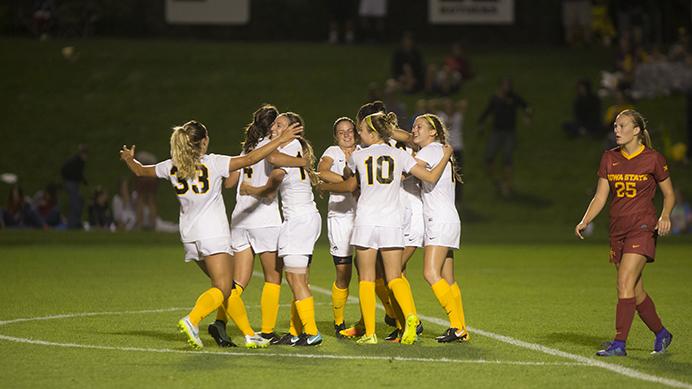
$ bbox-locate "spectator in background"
[603,90,634,148]
[112,177,137,231]
[61,144,88,229]
[436,98,467,203]
[670,189,690,235]
[382,79,408,127]
[445,42,474,81]
[477,78,532,198]
[0,184,44,229]
[88,186,113,229]
[563,79,602,138]
[134,150,158,229]
[328,0,356,44]
[358,0,387,42]
[32,182,63,228]
[391,32,425,93]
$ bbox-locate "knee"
[423,268,439,285]
[214,282,232,299]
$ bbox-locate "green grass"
[1,37,689,224]
[0,231,690,388]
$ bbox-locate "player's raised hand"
[656,215,671,236]
[279,123,304,142]
[120,145,136,162]
[575,221,588,240]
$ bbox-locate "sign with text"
[166,0,249,25]
[429,0,514,24]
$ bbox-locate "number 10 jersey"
[348,143,417,228]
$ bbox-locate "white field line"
[0,308,581,367]
[269,272,692,389]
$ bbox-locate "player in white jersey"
[203,105,306,347]
[403,113,469,343]
[240,112,323,346]
[319,111,453,345]
[317,117,358,337]
[119,119,301,349]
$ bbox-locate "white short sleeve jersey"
[231,138,282,229]
[155,153,232,242]
[415,142,460,224]
[276,139,318,219]
[349,143,417,227]
[321,145,356,218]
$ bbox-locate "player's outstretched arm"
[318,176,357,193]
[409,144,453,184]
[391,128,413,144]
[239,169,285,199]
[266,149,307,168]
[224,170,240,189]
[575,178,610,239]
[120,145,156,177]
[656,177,675,236]
[317,156,345,183]
[229,123,303,172]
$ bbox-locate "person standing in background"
[61,144,88,229]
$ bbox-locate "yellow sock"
[431,279,462,329]
[375,278,396,318]
[331,282,349,326]
[225,285,255,337]
[388,278,416,318]
[260,282,281,334]
[401,274,417,315]
[295,296,318,335]
[289,300,303,336]
[188,287,224,327]
[450,282,467,329]
[387,288,405,330]
[359,281,376,336]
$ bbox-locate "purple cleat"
[596,340,627,357]
[652,328,673,354]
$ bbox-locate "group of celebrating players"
[120,102,675,357]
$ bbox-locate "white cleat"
[177,316,203,349]
[244,332,270,349]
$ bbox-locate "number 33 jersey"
[155,153,232,242]
[348,143,417,228]
[597,145,670,219]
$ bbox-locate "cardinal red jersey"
[597,145,669,220]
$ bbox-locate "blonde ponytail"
[170,120,207,180]
[421,113,463,183]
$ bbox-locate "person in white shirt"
[317,117,358,337]
[240,112,323,347]
[222,105,307,345]
[319,111,453,345]
[406,113,469,343]
[119,119,301,350]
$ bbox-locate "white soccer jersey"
[155,153,232,242]
[415,142,460,224]
[348,143,417,228]
[231,138,282,229]
[321,145,356,218]
[276,139,318,219]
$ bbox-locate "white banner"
[166,0,249,25]
[429,0,514,24]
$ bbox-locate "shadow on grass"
[540,332,605,347]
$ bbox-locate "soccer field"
[1,231,690,388]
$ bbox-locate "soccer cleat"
[416,321,424,336]
[244,332,270,349]
[436,327,470,343]
[334,322,346,339]
[384,314,397,328]
[271,333,300,346]
[356,334,378,345]
[400,314,419,345]
[207,320,237,347]
[177,316,203,349]
[652,328,673,354]
[339,322,365,338]
[384,329,401,343]
[260,332,279,342]
[596,340,627,357]
[293,332,323,347]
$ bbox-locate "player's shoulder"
[323,145,342,157]
[279,139,301,153]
